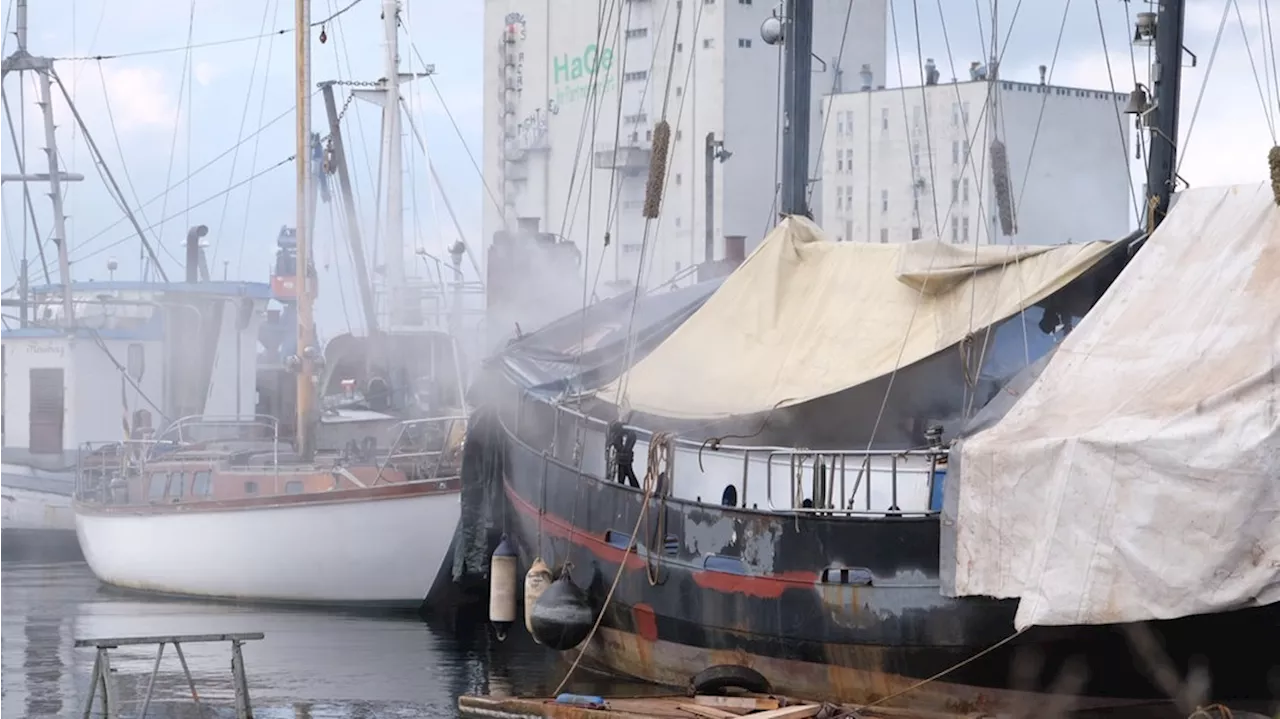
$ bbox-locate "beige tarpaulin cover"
[597,216,1113,418]
[948,182,1280,629]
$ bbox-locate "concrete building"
[483,0,888,294]
[819,64,1134,246]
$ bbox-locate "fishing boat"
[457,0,1278,713]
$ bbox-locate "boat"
[68,0,476,607]
[455,0,1278,713]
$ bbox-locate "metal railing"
[521,390,945,518]
[370,414,469,485]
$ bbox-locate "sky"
[1,0,1276,335]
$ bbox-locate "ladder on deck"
[75,632,264,719]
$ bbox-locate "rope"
[550,431,674,697]
[1269,146,1280,205]
[853,628,1025,710]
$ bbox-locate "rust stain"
[690,568,819,599]
[632,603,659,642]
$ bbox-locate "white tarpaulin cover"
[947,182,1280,630]
[598,216,1113,419]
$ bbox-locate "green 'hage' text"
[553,43,617,105]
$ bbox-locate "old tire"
[688,664,772,696]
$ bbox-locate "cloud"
[194,61,222,87]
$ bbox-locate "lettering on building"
[553,44,617,106]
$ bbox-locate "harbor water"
[1,559,651,718]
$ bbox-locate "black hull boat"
[467,395,1278,715]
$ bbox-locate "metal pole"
[382,0,405,326]
[1146,0,1186,231]
[704,132,715,263]
[37,69,74,322]
[320,81,379,333]
[295,0,315,459]
[779,0,813,217]
[19,259,29,328]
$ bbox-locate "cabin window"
[284,480,304,495]
[28,367,65,454]
[127,343,145,380]
[244,481,259,495]
[168,472,185,498]
[148,473,168,500]
[192,471,212,496]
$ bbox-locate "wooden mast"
[294,0,315,458]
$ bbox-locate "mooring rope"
[550,432,674,697]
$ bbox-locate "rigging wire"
[1091,0,1144,227]
[70,98,302,257]
[1231,0,1278,143]
[150,0,201,277]
[1012,0,1074,217]
[1174,0,1232,179]
[1,88,52,283]
[236,0,284,277]
[95,60,163,258]
[51,0,368,62]
[805,0,856,207]
[211,0,277,269]
[72,155,296,267]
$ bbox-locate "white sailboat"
[72,0,468,607]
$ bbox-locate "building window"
[844,149,853,172]
[951,179,959,203]
[911,226,922,240]
[881,107,889,130]
[880,228,889,243]
[675,173,683,185]
[675,129,683,140]
[625,28,649,39]
[962,101,970,123]
[952,140,960,165]
[951,102,960,128]
[703,38,714,49]
[911,141,920,168]
[951,217,959,243]
[836,189,844,210]
[676,42,684,52]
[739,0,752,4]
[624,70,648,82]
[675,217,682,227]
[737,38,752,48]
[962,217,970,241]
[837,116,844,135]
[962,178,970,204]
[624,112,648,124]
[880,190,888,213]
[837,154,844,172]
[845,220,853,242]
[675,86,683,96]
[912,105,921,129]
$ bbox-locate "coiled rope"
[550,431,674,697]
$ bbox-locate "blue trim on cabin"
[26,281,273,300]
[2,325,166,341]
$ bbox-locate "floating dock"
[458,693,993,719]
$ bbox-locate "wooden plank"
[747,705,821,719]
[678,704,740,719]
[692,696,780,712]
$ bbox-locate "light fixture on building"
[1133,11,1156,46]
[760,9,784,46]
[1123,83,1151,115]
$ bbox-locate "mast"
[1145,0,1186,231]
[295,0,316,458]
[2,0,80,323]
[778,0,814,218]
[320,81,379,333]
[382,0,405,327]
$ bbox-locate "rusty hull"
[477,396,1278,716]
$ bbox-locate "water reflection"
[2,560,647,718]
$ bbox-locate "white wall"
[820,78,1133,246]
[0,335,165,452]
[484,0,888,294]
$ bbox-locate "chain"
[336,92,357,123]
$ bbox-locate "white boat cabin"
[1,281,272,469]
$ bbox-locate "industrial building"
[482,0,888,293]
[819,60,1134,246]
